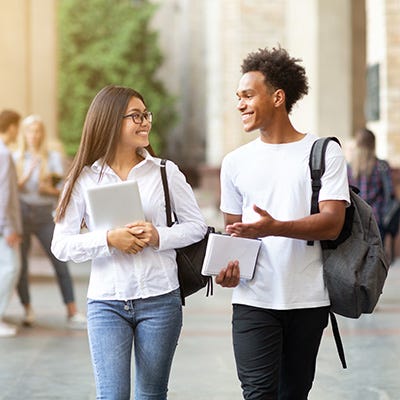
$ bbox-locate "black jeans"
[232,304,329,400]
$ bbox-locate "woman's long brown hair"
[350,128,376,180]
[54,85,155,222]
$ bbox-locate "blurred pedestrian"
[51,85,207,399]
[347,127,400,261]
[347,128,398,241]
[13,115,86,329]
[0,109,22,337]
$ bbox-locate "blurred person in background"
[347,128,398,241]
[347,127,400,261]
[0,109,22,337]
[13,115,86,329]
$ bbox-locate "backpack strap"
[308,137,348,369]
[307,137,340,245]
[329,312,347,369]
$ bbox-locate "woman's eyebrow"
[125,107,146,113]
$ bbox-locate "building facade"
[0,0,398,168]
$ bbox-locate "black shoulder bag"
[160,159,214,304]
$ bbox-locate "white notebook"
[201,233,261,279]
[87,180,145,230]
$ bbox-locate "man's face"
[236,71,276,132]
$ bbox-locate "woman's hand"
[125,221,160,248]
[107,227,148,254]
[18,157,41,190]
[38,174,61,197]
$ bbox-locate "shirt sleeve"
[156,161,208,251]
[220,154,243,215]
[0,152,22,236]
[319,141,350,205]
[51,179,112,263]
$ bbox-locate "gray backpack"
[308,137,389,367]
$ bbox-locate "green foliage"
[58,0,176,156]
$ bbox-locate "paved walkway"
[1,194,400,399]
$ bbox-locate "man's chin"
[243,124,257,133]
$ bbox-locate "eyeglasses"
[122,111,153,124]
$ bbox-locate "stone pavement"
[1,193,400,399]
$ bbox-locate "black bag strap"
[307,137,340,245]
[329,312,347,369]
[308,137,347,369]
[160,159,175,227]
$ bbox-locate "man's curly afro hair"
[241,46,309,114]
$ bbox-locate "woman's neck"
[110,151,144,181]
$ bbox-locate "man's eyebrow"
[236,89,255,96]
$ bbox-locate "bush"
[58,0,176,156]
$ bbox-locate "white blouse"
[51,149,207,301]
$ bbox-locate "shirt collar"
[90,147,159,173]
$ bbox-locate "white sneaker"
[0,321,17,337]
[67,312,87,330]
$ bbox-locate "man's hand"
[226,205,274,238]
[6,233,22,248]
[215,260,240,287]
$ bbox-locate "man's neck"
[258,117,304,144]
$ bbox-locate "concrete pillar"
[0,0,57,146]
[0,1,30,113]
[286,0,353,143]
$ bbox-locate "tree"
[58,0,175,155]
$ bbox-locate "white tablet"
[201,233,261,279]
[87,180,145,230]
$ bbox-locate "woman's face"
[119,96,151,151]
[25,121,44,150]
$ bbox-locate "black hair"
[241,46,309,113]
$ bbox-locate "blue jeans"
[18,202,75,305]
[87,289,182,400]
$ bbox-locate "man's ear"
[273,89,286,108]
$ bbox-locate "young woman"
[14,115,85,328]
[347,128,396,240]
[51,85,207,400]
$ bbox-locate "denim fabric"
[87,288,182,400]
[18,202,75,305]
[232,304,329,400]
[0,237,20,318]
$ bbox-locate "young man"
[216,47,350,399]
[0,109,22,337]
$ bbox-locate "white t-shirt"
[220,133,350,310]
